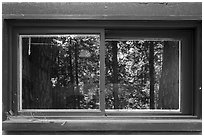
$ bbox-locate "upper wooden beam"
[2,2,202,20]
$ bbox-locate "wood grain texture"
[2,131,202,135]
[2,2,201,20]
[3,118,201,132]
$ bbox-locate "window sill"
[3,116,201,132]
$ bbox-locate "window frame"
[2,20,202,132]
[15,27,191,115]
[19,34,103,112]
[104,29,193,115]
[15,28,106,116]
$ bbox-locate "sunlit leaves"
[50,35,100,109]
[105,40,164,109]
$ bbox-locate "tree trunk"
[67,39,76,109]
[74,42,80,108]
[111,41,119,109]
[158,41,179,109]
[149,41,155,109]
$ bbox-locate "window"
[15,28,106,116]
[17,30,183,114]
[105,40,180,110]
[19,34,180,111]
[20,34,100,110]
[2,3,201,134]
[104,29,196,116]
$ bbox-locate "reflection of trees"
[105,40,165,109]
[22,35,179,110]
[51,35,100,109]
[22,35,100,109]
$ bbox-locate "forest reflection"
[22,35,100,109]
[105,40,179,109]
[21,35,179,110]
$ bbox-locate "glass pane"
[105,40,179,110]
[21,35,100,109]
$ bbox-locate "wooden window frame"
[17,29,105,116]
[2,20,201,133]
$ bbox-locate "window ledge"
[3,116,201,132]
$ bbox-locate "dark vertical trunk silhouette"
[74,42,80,108]
[149,41,155,109]
[68,39,76,108]
[111,41,119,109]
[158,41,179,109]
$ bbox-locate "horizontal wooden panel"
[2,131,202,135]
[3,118,201,131]
[2,2,201,20]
